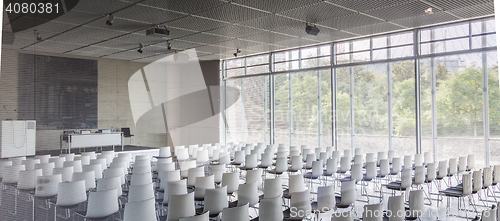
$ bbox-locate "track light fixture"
[137,43,143,53]
[233,48,241,57]
[167,41,172,50]
[106,14,114,26]
[305,23,320,36]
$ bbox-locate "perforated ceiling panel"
[11,0,494,61]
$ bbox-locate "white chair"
[124,198,157,221]
[90,158,107,172]
[159,146,172,158]
[157,162,176,173]
[163,179,188,205]
[103,167,125,185]
[128,183,155,202]
[196,149,210,165]
[72,171,96,191]
[211,164,226,184]
[63,160,82,173]
[467,154,475,171]
[2,164,25,184]
[132,165,151,174]
[36,162,55,176]
[53,166,74,182]
[221,203,249,221]
[314,185,336,212]
[377,151,386,166]
[194,175,215,201]
[289,189,312,220]
[35,155,51,164]
[246,168,262,187]
[55,180,87,219]
[241,154,258,170]
[222,172,239,195]
[83,164,103,179]
[407,190,424,220]
[167,192,196,221]
[414,154,423,167]
[388,150,395,164]
[386,169,412,194]
[354,155,363,165]
[35,174,62,198]
[458,157,467,173]
[259,195,283,221]
[366,153,375,164]
[176,148,190,161]
[180,160,197,178]
[203,186,228,218]
[232,151,245,166]
[75,155,90,166]
[390,157,402,175]
[387,195,405,221]
[237,181,258,207]
[17,169,42,190]
[324,158,338,176]
[130,172,152,186]
[0,160,13,180]
[22,159,40,170]
[97,176,122,199]
[180,211,209,221]
[59,154,74,162]
[403,155,412,170]
[338,156,351,175]
[424,152,433,165]
[362,202,383,221]
[305,153,316,169]
[74,189,118,220]
[263,177,282,199]
[285,174,307,199]
[268,157,287,176]
[343,150,352,161]
[187,167,204,186]
[336,180,356,209]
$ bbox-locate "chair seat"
[439,188,465,197]
[303,172,320,179]
[258,165,269,169]
[323,170,334,176]
[288,168,300,173]
[335,196,350,208]
[311,202,333,212]
[240,166,256,171]
[386,181,407,191]
[268,169,283,175]
[195,207,220,218]
[74,211,118,220]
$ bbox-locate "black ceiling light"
[167,41,172,50]
[137,43,143,53]
[305,23,320,36]
[106,14,114,26]
[233,48,241,57]
[34,30,42,41]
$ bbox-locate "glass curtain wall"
[222,17,497,166]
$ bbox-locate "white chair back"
[124,198,156,221]
[86,189,118,218]
[167,192,196,221]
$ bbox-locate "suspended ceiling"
[4,0,495,62]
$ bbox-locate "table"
[60,132,123,154]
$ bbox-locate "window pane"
[226,79,243,142]
[353,39,370,52]
[226,68,244,77]
[274,74,290,146]
[274,61,299,72]
[243,76,269,144]
[488,52,500,166]
[353,64,388,153]
[246,55,269,66]
[373,49,388,60]
[246,64,269,75]
[392,60,417,156]
[292,72,318,147]
[390,32,413,47]
[320,45,331,56]
[301,47,318,59]
[391,45,413,58]
[321,69,333,148]
[227,59,244,69]
[336,67,351,151]
[373,36,387,49]
[352,51,370,62]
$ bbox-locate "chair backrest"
[238,181,258,207]
[56,180,87,207]
[246,168,262,187]
[484,167,493,187]
[343,150,352,160]
[365,162,377,180]
[424,152,433,165]
[320,152,328,166]
[458,157,467,173]
[211,164,226,183]
[0,160,13,179]
[426,163,436,182]
[194,175,215,200]
[355,148,363,156]
[2,164,25,183]
[103,167,125,185]
[339,157,351,173]
[387,195,405,221]
[290,189,312,219]
[203,186,228,216]
[480,206,497,221]
[167,192,196,221]
[401,169,412,188]
[289,150,300,157]
[96,176,122,199]
[109,160,128,176]
[263,177,282,199]
[180,211,209,221]
[17,169,42,190]
[130,172,152,186]
[36,162,55,176]
[379,159,390,177]
[90,158,107,172]
[219,153,231,165]
[391,157,402,174]
[462,173,473,195]
[35,155,51,164]
[86,189,119,218]
[388,150,395,164]
[72,171,96,191]
[35,174,62,197]
[494,165,500,184]
[350,163,363,181]
[449,158,458,176]
[53,166,74,182]
[187,167,205,186]
[326,158,338,175]
[408,190,424,219]
[260,152,273,167]
[222,172,239,194]
[83,164,103,179]
[259,195,283,221]
[306,153,316,168]
[22,159,41,170]
[363,202,383,221]
[289,174,306,194]
[437,160,448,179]
[332,151,342,161]
[290,156,303,171]
[233,151,245,164]
[473,170,483,192]
[276,151,287,158]
[354,155,363,165]
[176,148,190,161]
[63,160,82,173]
[365,153,375,163]
[164,179,188,204]
[128,183,155,202]
[179,160,196,178]
[467,154,475,170]
[403,156,412,170]
[76,155,90,166]
[133,159,150,168]
[274,157,288,173]
[60,153,74,162]
[413,166,425,185]
[317,185,336,210]
[414,154,423,167]
[196,149,210,164]
[159,147,171,158]
[222,203,249,221]
[124,198,157,221]
[244,154,258,169]
[339,180,356,207]
[157,162,176,173]
[377,152,386,165]
[311,160,323,177]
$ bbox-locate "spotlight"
[106,14,114,26]
[167,41,172,50]
[424,7,433,15]
[137,43,143,53]
[233,48,241,57]
[305,24,320,36]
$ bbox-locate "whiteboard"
[1,121,36,158]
